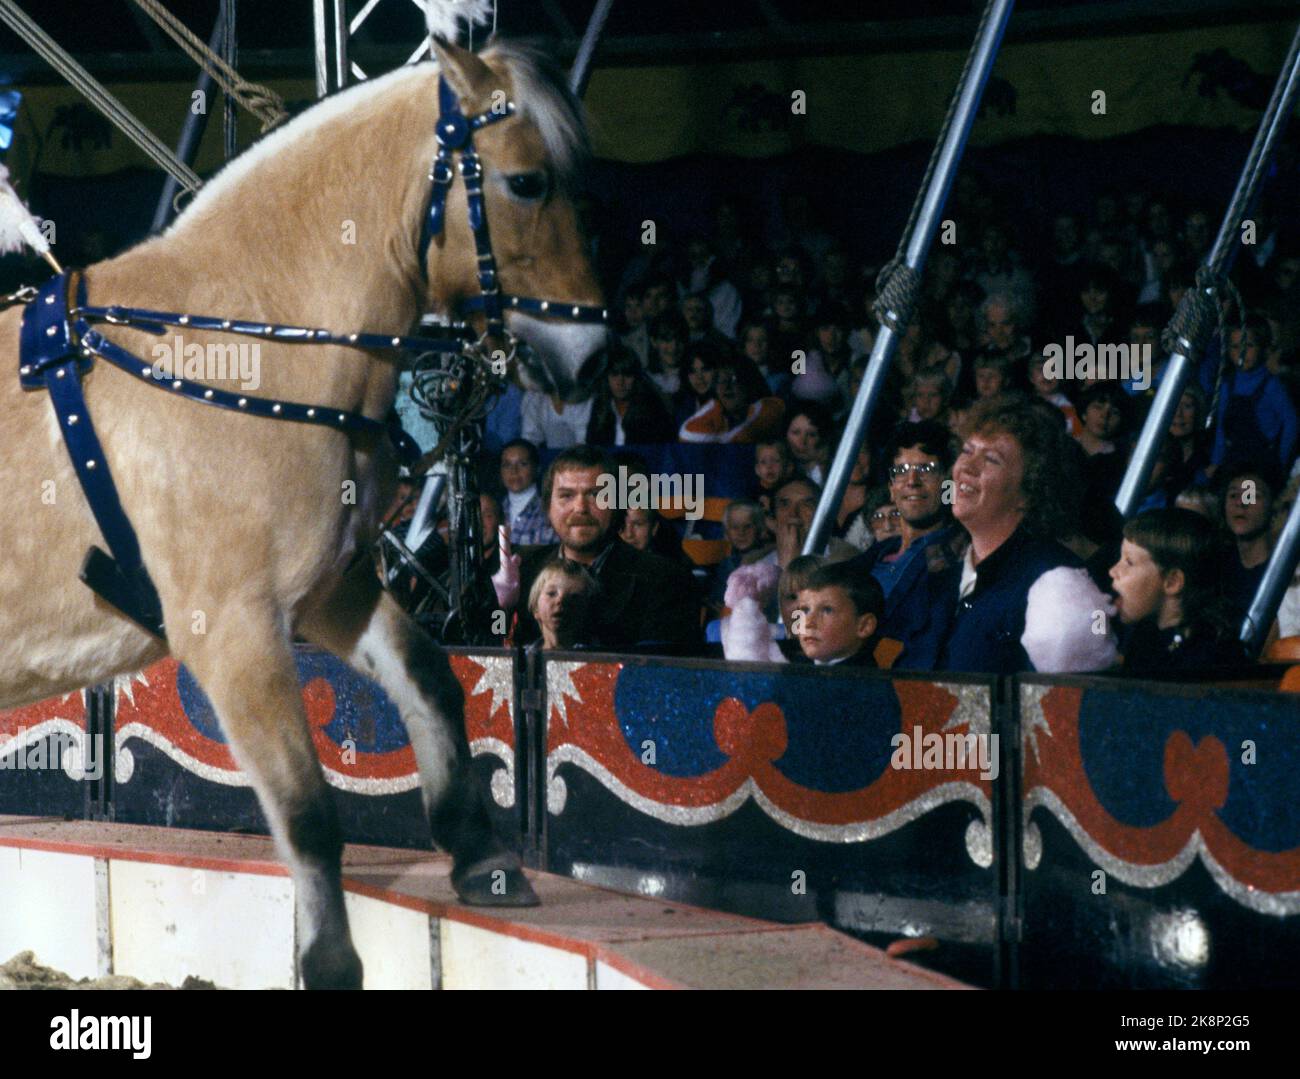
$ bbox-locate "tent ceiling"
[0,0,1292,83]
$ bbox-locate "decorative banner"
[109,649,515,804]
[0,686,88,780]
[545,659,996,865]
[1022,682,1300,916]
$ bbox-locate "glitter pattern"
[1019,682,1054,765]
[965,818,994,868]
[545,660,589,730]
[1026,786,1300,917]
[1022,819,1042,870]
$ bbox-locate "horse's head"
[425,41,607,400]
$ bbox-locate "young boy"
[1210,316,1297,475]
[793,561,884,667]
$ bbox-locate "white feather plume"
[424,0,494,44]
[0,164,50,259]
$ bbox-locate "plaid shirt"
[507,490,557,547]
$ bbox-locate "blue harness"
[17,76,608,640]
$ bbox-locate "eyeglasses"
[870,508,902,523]
[888,462,942,480]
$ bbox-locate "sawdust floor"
[0,951,219,990]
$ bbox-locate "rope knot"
[872,260,921,332]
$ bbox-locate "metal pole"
[313,0,328,98]
[1115,20,1300,519]
[150,1,226,233]
[222,0,237,160]
[804,0,1016,556]
[569,0,615,98]
[1244,494,1300,655]
[332,0,349,92]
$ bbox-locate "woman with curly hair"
[897,393,1118,675]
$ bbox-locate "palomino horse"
[0,41,605,988]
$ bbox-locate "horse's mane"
[487,40,589,182]
[169,40,587,236]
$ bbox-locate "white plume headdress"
[424,0,494,44]
[0,164,61,272]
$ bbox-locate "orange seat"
[1263,635,1300,663]
[682,538,730,567]
[659,496,731,526]
[1280,666,1300,693]
[874,637,904,669]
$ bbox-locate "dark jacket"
[849,525,966,655]
[516,538,702,655]
[1119,620,1248,674]
[895,525,1085,675]
[585,390,676,445]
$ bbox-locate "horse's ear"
[432,38,496,107]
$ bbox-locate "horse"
[0,39,606,989]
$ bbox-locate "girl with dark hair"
[646,313,689,398]
[1109,508,1246,670]
[676,341,721,427]
[586,346,676,445]
[1146,385,1210,508]
[783,402,832,485]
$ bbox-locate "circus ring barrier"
[1,647,1298,989]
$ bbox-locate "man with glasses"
[848,421,966,645]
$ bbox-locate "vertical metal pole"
[313,0,329,98]
[332,0,349,92]
[1115,20,1300,519]
[804,0,1016,556]
[569,0,615,98]
[1244,494,1300,654]
[151,1,225,233]
[222,0,237,160]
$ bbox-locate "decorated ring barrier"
[1,647,1297,989]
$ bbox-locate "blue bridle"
[16,74,607,639]
[418,76,607,338]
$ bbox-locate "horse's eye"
[507,172,548,200]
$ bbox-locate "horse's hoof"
[452,854,540,908]
[300,941,364,990]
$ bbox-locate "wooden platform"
[0,815,969,990]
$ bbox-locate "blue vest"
[896,527,1082,675]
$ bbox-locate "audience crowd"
[406,178,1300,676]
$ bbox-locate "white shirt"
[505,485,537,529]
[520,392,593,450]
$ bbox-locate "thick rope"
[0,0,202,193]
[130,0,288,132]
[873,0,1000,332]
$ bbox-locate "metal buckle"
[430,157,453,185]
[2,284,39,308]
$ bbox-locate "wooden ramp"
[0,815,969,990]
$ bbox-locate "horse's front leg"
[175,611,364,989]
[300,561,538,906]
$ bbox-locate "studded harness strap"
[16,75,608,639]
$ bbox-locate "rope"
[873,0,1000,332]
[0,0,202,193]
[129,0,288,133]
